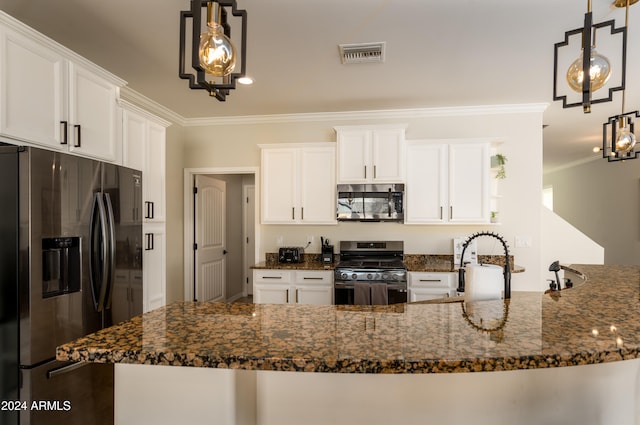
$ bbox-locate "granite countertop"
[253,253,525,273]
[57,264,640,373]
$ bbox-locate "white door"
[195,175,227,302]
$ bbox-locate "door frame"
[183,167,260,302]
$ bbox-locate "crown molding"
[181,103,549,127]
[120,87,186,126]
[118,87,548,129]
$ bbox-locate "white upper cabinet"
[67,62,120,161]
[405,140,490,224]
[448,143,490,223]
[0,15,125,162]
[335,125,406,183]
[0,25,65,147]
[405,142,448,223]
[261,143,336,225]
[121,101,169,223]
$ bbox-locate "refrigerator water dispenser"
[42,237,81,297]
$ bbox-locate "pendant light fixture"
[553,0,627,113]
[601,0,640,162]
[179,0,248,101]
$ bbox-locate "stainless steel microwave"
[337,184,404,222]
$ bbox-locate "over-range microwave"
[337,184,404,222]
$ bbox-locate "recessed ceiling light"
[238,76,254,85]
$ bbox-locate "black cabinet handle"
[145,201,155,219]
[145,233,154,251]
[73,124,81,147]
[60,121,68,145]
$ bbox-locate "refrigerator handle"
[46,361,89,379]
[89,193,109,312]
[103,193,116,310]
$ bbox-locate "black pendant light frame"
[553,14,627,113]
[179,0,248,101]
[602,111,640,161]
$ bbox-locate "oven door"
[334,282,407,305]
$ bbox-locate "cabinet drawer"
[294,270,332,285]
[408,272,454,288]
[254,270,292,283]
[409,288,455,302]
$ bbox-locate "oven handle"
[334,281,407,291]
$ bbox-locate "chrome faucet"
[456,231,512,299]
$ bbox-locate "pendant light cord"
[621,0,631,115]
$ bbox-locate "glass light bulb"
[566,49,611,92]
[199,23,236,77]
[615,127,636,153]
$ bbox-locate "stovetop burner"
[334,240,407,283]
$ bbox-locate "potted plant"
[490,211,499,223]
[491,153,507,179]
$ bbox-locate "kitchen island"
[57,264,640,425]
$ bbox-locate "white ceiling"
[1,0,639,171]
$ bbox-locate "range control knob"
[382,273,390,280]
[340,273,348,280]
[351,273,358,280]
[367,273,373,280]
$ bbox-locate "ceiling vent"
[338,42,386,64]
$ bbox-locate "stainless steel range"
[334,241,407,305]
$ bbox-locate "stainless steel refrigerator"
[0,145,143,425]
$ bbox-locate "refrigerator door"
[19,149,102,367]
[102,164,143,327]
[20,359,113,425]
[0,146,20,425]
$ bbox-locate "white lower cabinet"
[408,272,456,302]
[254,270,333,305]
[143,222,166,312]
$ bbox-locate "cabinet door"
[68,62,119,162]
[261,148,297,223]
[143,223,166,312]
[0,27,65,148]
[299,147,336,224]
[254,284,291,304]
[336,130,370,183]
[371,128,404,182]
[405,143,447,223]
[448,143,489,223]
[294,285,333,305]
[122,109,146,172]
[144,122,166,222]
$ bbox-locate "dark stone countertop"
[57,264,640,374]
[252,253,525,273]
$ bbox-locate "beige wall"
[165,123,185,304]
[172,106,546,293]
[544,158,640,266]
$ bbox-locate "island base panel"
[115,360,640,425]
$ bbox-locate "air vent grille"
[338,42,386,64]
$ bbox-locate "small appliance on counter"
[278,247,304,263]
[321,236,334,264]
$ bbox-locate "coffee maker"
[321,237,334,264]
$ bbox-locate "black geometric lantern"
[553,1,627,113]
[179,0,248,101]
[602,111,640,162]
